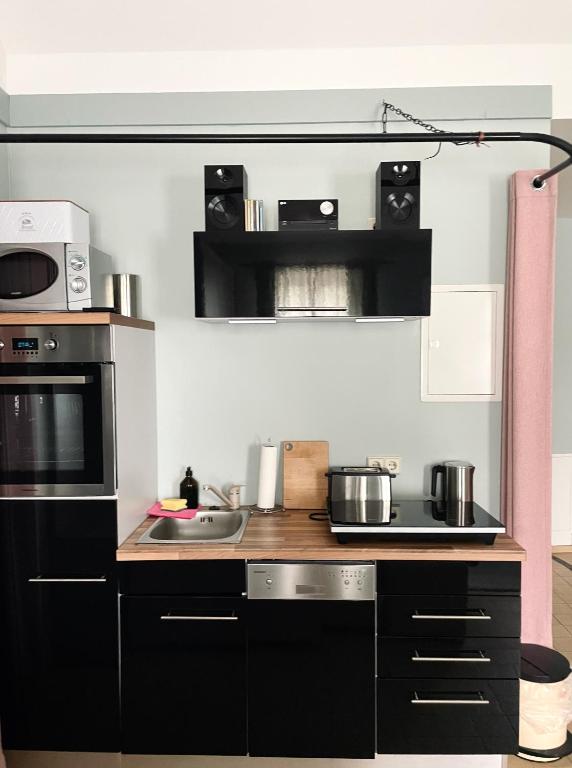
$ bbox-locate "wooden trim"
[553,545,572,553]
[117,510,526,562]
[0,312,155,330]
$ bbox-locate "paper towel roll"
[257,443,277,510]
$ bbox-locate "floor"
[508,554,572,768]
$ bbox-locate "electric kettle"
[431,460,475,506]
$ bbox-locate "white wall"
[3,44,572,117]
[6,116,549,511]
[0,41,6,91]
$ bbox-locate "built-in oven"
[0,326,116,497]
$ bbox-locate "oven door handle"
[0,376,93,385]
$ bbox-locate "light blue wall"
[554,218,572,454]
[8,85,551,127]
[0,85,9,197]
[4,88,551,513]
[0,127,7,198]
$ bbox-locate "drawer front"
[378,562,520,596]
[379,595,520,638]
[379,637,521,679]
[119,560,246,596]
[378,678,519,754]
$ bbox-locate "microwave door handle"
[0,376,93,385]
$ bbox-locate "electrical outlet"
[367,217,376,230]
[367,456,401,474]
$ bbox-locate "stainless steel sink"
[137,508,250,544]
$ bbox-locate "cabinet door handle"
[412,650,491,663]
[28,575,107,583]
[160,613,238,621]
[412,609,491,620]
[411,692,490,705]
[0,376,92,385]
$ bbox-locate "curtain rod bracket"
[533,156,572,189]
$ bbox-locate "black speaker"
[375,161,420,229]
[204,165,248,231]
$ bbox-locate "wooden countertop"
[0,312,154,330]
[117,509,526,562]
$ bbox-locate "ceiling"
[0,0,571,54]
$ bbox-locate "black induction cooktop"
[329,500,505,544]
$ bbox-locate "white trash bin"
[519,643,572,762]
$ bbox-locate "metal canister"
[107,273,140,318]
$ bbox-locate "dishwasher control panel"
[247,562,375,600]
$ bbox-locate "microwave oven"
[0,200,112,312]
[0,242,112,311]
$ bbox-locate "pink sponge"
[146,501,202,520]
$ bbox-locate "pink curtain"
[502,169,558,647]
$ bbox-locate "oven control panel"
[247,562,375,601]
[0,325,113,363]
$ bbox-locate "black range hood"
[194,229,432,322]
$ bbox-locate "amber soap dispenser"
[180,466,199,509]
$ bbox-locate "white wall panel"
[552,454,572,545]
[421,285,504,402]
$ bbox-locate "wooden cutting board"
[282,440,329,510]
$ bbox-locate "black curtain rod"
[1,130,570,188]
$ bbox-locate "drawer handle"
[28,576,107,583]
[412,650,491,663]
[411,691,490,705]
[412,609,491,621]
[160,613,238,621]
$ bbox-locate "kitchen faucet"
[202,483,242,510]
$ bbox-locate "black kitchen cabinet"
[378,678,519,754]
[379,594,521,638]
[120,595,247,755]
[118,559,245,596]
[119,560,247,756]
[194,229,432,319]
[0,500,120,751]
[248,599,375,758]
[379,636,521,679]
[376,560,521,756]
[377,561,521,596]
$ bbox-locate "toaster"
[326,466,393,525]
